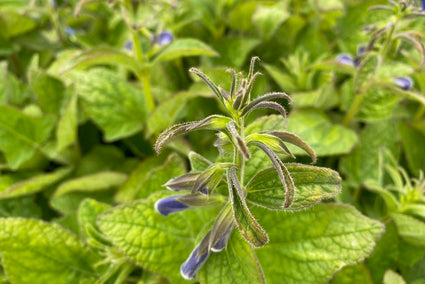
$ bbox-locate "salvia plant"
[153,57,335,279]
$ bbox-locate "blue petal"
[336,54,354,66]
[157,31,173,46]
[154,196,188,216]
[211,229,232,252]
[124,41,133,51]
[65,27,76,35]
[393,77,413,90]
[180,245,210,280]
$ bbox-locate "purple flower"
[336,54,354,66]
[180,245,210,280]
[65,27,76,36]
[393,77,413,90]
[422,0,425,11]
[154,31,173,46]
[124,40,133,51]
[154,195,188,216]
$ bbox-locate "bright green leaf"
[353,53,381,94]
[0,218,99,284]
[75,69,147,141]
[392,213,425,247]
[253,3,289,40]
[78,198,111,241]
[29,69,65,115]
[154,39,218,63]
[383,270,406,284]
[246,164,341,210]
[398,121,425,176]
[330,263,373,284]
[0,105,55,169]
[254,204,384,284]
[0,11,35,39]
[198,232,265,284]
[207,37,260,68]
[56,89,78,151]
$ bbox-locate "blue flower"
[124,40,133,51]
[422,0,425,11]
[180,245,210,280]
[154,195,189,216]
[336,54,354,66]
[65,27,76,36]
[155,31,173,46]
[393,77,413,90]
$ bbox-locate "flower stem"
[233,116,246,186]
[343,94,364,126]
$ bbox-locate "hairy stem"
[343,94,364,126]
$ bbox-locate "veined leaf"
[153,39,218,63]
[0,218,99,284]
[353,53,381,94]
[0,105,55,169]
[254,204,384,284]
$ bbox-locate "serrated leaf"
[98,191,218,283]
[392,213,425,247]
[54,171,127,197]
[0,218,99,284]
[0,105,55,169]
[198,232,265,284]
[75,69,147,141]
[253,3,289,40]
[154,39,218,63]
[147,92,199,137]
[29,69,65,115]
[0,167,72,199]
[246,164,341,210]
[56,89,78,151]
[254,204,384,284]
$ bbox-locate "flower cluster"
[154,57,317,279]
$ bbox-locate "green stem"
[343,94,364,127]
[380,22,396,58]
[413,105,425,121]
[233,116,246,186]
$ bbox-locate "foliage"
[0,0,425,283]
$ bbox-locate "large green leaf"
[75,69,147,141]
[330,263,373,284]
[0,11,36,39]
[340,119,399,186]
[252,2,289,40]
[0,218,99,284]
[98,191,219,283]
[246,164,341,210]
[29,69,65,115]
[153,39,218,63]
[207,37,260,68]
[0,105,55,169]
[198,232,265,284]
[398,121,425,176]
[0,167,72,199]
[78,198,111,242]
[392,213,425,247]
[254,204,384,284]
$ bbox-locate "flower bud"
[393,77,413,90]
[154,31,174,46]
[180,245,210,280]
[154,195,188,216]
[336,54,354,66]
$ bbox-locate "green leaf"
[189,151,212,172]
[0,167,72,199]
[355,87,400,122]
[198,232,265,284]
[56,89,78,151]
[0,196,41,218]
[54,171,128,197]
[383,270,406,284]
[247,112,358,156]
[75,69,147,141]
[0,11,36,39]
[207,37,260,68]
[341,119,399,186]
[398,121,425,176]
[392,213,425,247]
[0,105,55,169]
[147,91,199,137]
[78,198,111,242]
[263,63,297,93]
[246,164,341,210]
[330,263,373,284]
[353,53,381,94]
[51,189,115,215]
[253,3,289,40]
[116,153,185,202]
[153,39,218,63]
[29,69,65,115]
[254,204,384,284]
[58,47,145,76]
[98,191,218,283]
[0,218,99,284]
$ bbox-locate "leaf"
[0,105,55,169]
[0,11,36,39]
[252,3,289,40]
[153,39,218,63]
[341,119,399,186]
[246,164,341,210]
[198,232,265,284]
[0,218,99,284]
[0,167,72,199]
[75,69,147,142]
[54,171,128,197]
[398,121,425,176]
[29,69,65,115]
[58,47,145,76]
[383,270,406,284]
[330,263,373,284]
[147,91,199,137]
[353,53,381,94]
[98,191,218,283]
[56,89,78,151]
[78,198,111,241]
[254,204,384,284]
[392,213,425,247]
[209,37,261,68]
[356,87,400,122]
[0,195,42,218]
[189,151,212,172]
